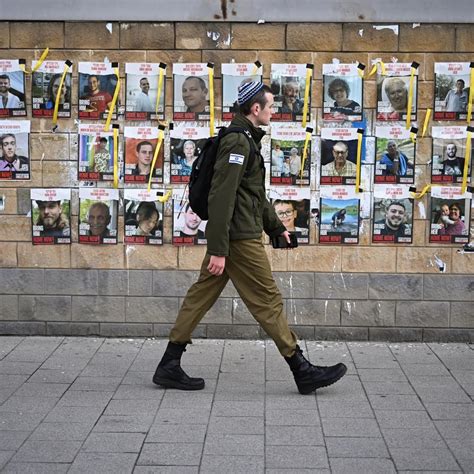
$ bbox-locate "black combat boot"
[285,345,347,395]
[153,342,205,390]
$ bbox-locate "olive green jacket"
[206,114,286,256]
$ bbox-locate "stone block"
[288,247,342,272]
[423,328,473,343]
[396,301,450,327]
[342,247,396,273]
[46,322,100,336]
[10,22,64,48]
[274,272,314,298]
[342,24,398,52]
[412,220,427,247]
[71,244,125,269]
[342,300,395,326]
[30,134,70,161]
[0,242,17,267]
[125,296,179,323]
[120,22,174,49]
[146,49,202,66]
[363,79,377,108]
[203,50,258,76]
[178,245,206,270]
[450,302,474,328]
[424,275,474,301]
[97,270,128,296]
[0,321,46,335]
[258,51,314,76]
[399,24,455,52]
[0,188,18,214]
[44,269,97,295]
[368,274,422,300]
[42,161,78,187]
[0,295,18,320]
[455,24,474,51]
[0,22,8,48]
[152,270,199,296]
[16,188,31,215]
[451,249,474,274]
[18,243,71,269]
[176,23,231,49]
[201,298,233,325]
[231,24,285,50]
[19,295,71,321]
[0,216,30,241]
[417,80,433,110]
[314,326,368,341]
[72,296,125,322]
[152,323,174,337]
[396,247,451,274]
[230,324,261,339]
[127,270,153,296]
[125,245,177,269]
[99,323,153,338]
[207,323,254,339]
[65,22,119,49]
[265,246,288,272]
[287,23,342,51]
[369,327,423,342]
[286,299,341,326]
[415,137,432,165]
[0,269,44,295]
[314,272,368,299]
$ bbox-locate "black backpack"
[189,127,257,220]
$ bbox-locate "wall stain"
[221,0,228,19]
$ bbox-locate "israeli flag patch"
[228,153,245,165]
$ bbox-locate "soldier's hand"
[281,230,291,245]
[208,255,226,276]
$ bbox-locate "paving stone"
[160,392,213,408]
[434,419,473,439]
[325,436,390,458]
[137,442,202,466]
[81,432,145,453]
[68,452,138,473]
[146,423,207,443]
[425,402,473,420]
[69,376,122,392]
[211,400,264,417]
[205,416,264,436]
[103,399,161,416]
[265,409,321,426]
[2,462,70,473]
[265,445,329,469]
[155,407,212,425]
[318,401,374,418]
[27,368,81,384]
[329,458,396,474]
[133,468,199,474]
[380,427,447,449]
[0,412,44,431]
[10,440,81,463]
[265,425,324,446]
[29,422,93,441]
[199,454,264,473]
[112,384,164,400]
[0,396,58,415]
[363,381,416,395]
[56,390,114,407]
[368,394,425,410]
[0,430,31,450]
[93,414,154,433]
[321,417,381,437]
[357,368,407,382]
[375,410,434,429]
[0,361,42,375]
[43,405,104,424]
[389,447,460,471]
[204,433,264,456]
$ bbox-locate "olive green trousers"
[169,239,298,357]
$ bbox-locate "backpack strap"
[219,126,259,173]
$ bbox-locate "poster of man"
[0,60,26,117]
[430,186,470,244]
[79,188,119,244]
[172,198,207,245]
[31,60,72,118]
[270,126,310,186]
[377,63,417,121]
[125,63,165,121]
[269,187,310,245]
[434,63,470,121]
[375,126,415,184]
[431,126,471,184]
[319,186,360,244]
[78,62,117,120]
[372,186,413,243]
[323,63,363,121]
[170,124,209,183]
[222,63,262,121]
[173,63,210,121]
[78,124,116,181]
[320,128,358,185]
[0,120,30,180]
[271,64,310,122]
[30,189,71,245]
[124,126,163,184]
[124,189,163,245]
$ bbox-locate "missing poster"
[173,63,210,121]
[0,120,30,180]
[32,60,72,118]
[78,62,117,120]
[124,126,163,184]
[0,60,26,117]
[319,186,360,244]
[375,126,415,184]
[322,63,363,121]
[78,124,117,181]
[270,126,310,186]
[125,63,165,121]
[30,188,71,245]
[372,185,413,243]
[172,194,207,246]
[124,189,164,245]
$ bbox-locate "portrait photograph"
[319,197,360,244]
[0,60,26,117]
[172,199,207,246]
[320,137,358,185]
[372,196,413,244]
[375,136,415,184]
[0,120,30,181]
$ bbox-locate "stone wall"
[0,21,473,341]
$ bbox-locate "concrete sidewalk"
[0,337,472,473]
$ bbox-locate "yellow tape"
[357,66,365,79]
[406,66,416,130]
[104,67,120,132]
[20,48,49,74]
[155,65,166,117]
[368,61,387,78]
[299,130,312,182]
[158,189,172,203]
[301,67,312,128]
[355,131,363,193]
[422,109,432,138]
[113,127,119,189]
[410,184,431,199]
[147,127,165,192]
[52,62,71,125]
[208,66,215,136]
[461,130,471,194]
[467,66,474,123]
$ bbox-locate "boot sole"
[298,364,348,395]
[153,376,205,391]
